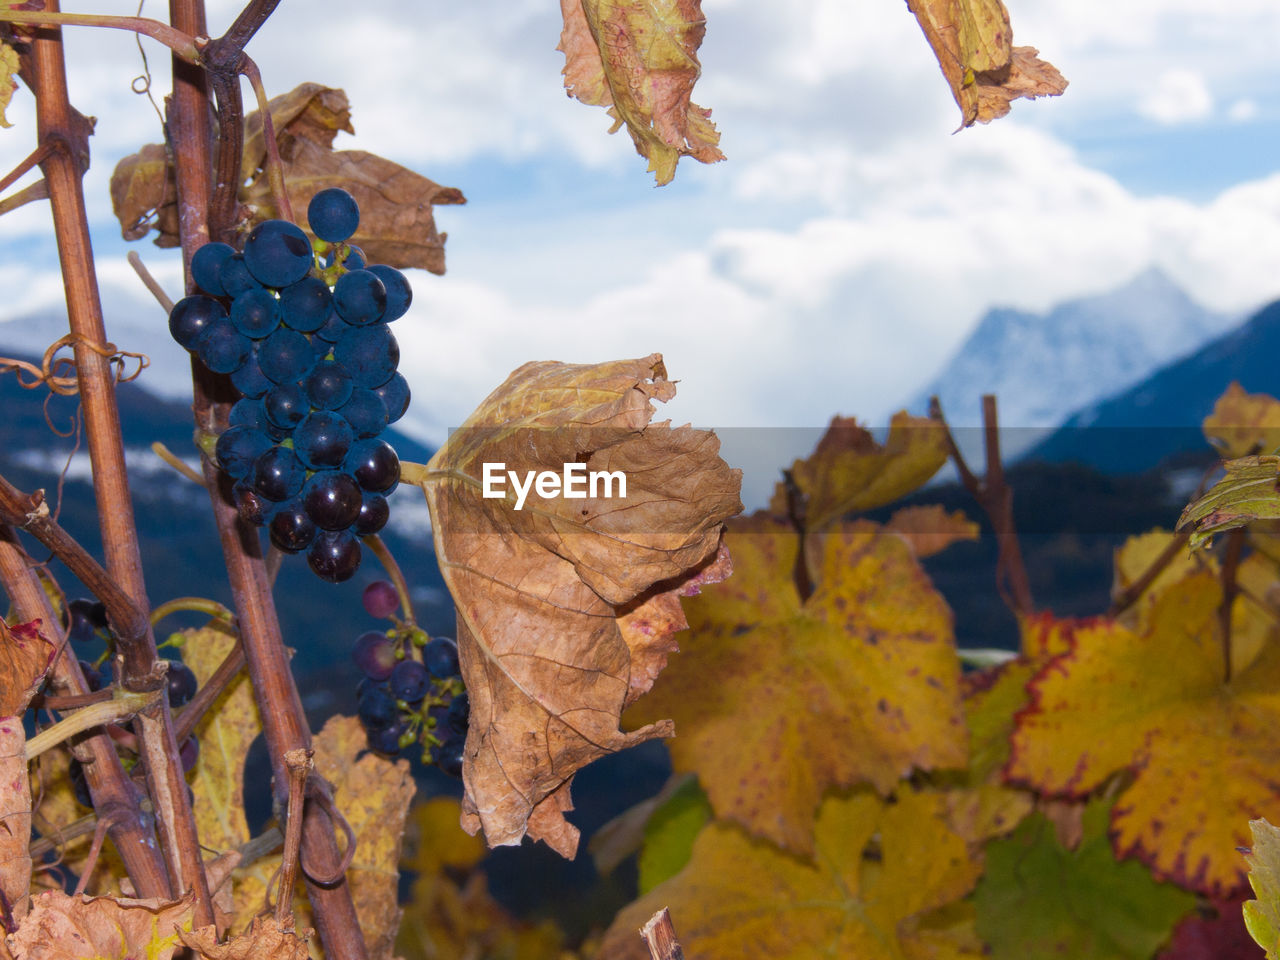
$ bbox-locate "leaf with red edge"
[0,619,56,717]
[1006,575,1280,898]
[1159,899,1263,960]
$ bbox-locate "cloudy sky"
[2,0,1280,504]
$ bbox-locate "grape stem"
[150,442,208,486]
[363,534,418,627]
[151,596,237,629]
[0,10,202,63]
[239,55,294,223]
[0,140,56,195]
[26,688,159,759]
[127,251,176,313]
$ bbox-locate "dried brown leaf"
[240,82,354,176]
[6,890,195,960]
[0,41,19,129]
[558,0,724,185]
[0,619,56,717]
[178,917,311,960]
[906,0,1066,127]
[419,354,742,856]
[1,718,30,923]
[108,143,179,245]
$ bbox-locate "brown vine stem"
[28,0,210,921]
[0,9,201,62]
[275,749,312,928]
[0,140,56,194]
[0,179,50,216]
[640,908,686,960]
[173,637,247,745]
[0,529,171,899]
[165,0,369,952]
[239,55,293,222]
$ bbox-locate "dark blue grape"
[303,360,353,410]
[308,529,361,582]
[195,316,251,374]
[252,445,305,501]
[352,630,396,681]
[335,324,398,388]
[446,691,469,734]
[280,276,333,333]
[314,309,349,343]
[169,295,227,350]
[353,492,389,535]
[295,411,354,469]
[97,660,115,691]
[166,660,198,707]
[434,737,464,778]
[230,288,281,339]
[230,397,266,430]
[423,637,460,679]
[179,737,200,774]
[345,438,400,493]
[373,372,410,424]
[233,482,278,526]
[220,254,262,298]
[332,270,386,325]
[302,470,362,530]
[368,721,406,755]
[366,264,412,322]
[230,347,271,398]
[269,501,317,553]
[191,241,235,297]
[263,383,308,431]
[66,598,101,644]
[307,188,360,243]
[339,389,389,439]
[243,219,314,287]
[389,659,428,703]
[81,658,103,691]
[357,682,397,729]
[215,426,273,481]
[258,328,316,384]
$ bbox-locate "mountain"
[907,267,1231,459]
[1029,299,1280,473]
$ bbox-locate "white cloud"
[1137,69,1214,124]
[1229,98,1259,122]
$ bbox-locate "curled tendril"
[0,333,149,396]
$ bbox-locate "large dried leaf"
[1179,456,1280,550]
[558,0,724,185]
[598,787,984,960]
[973,798,1196,960]
[1,618,56,716]
[418,353,742,857]
[772,413,949,531]
[1006,575,1280,898]
[6,890,195,960]
[627,514,966,853]
[1245,819,1280,958]
[178,918,310,960]
[312,715,415,960]
[109,143,178,246]
[0,40,19,129]
[1204,383,1280,458]
[906,0,1067,127]
[1,718,30,922]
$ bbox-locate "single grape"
[252,445,306,501]
[233,482,277,526]
[434,737,464,778]
[313,308,349,343]
[295,411,354,470]
[215,426,274,481]
[168,295,227,350]
[302,470,362,530]
[269,501,318,553]
[179,737,200,774]
[332,270,387,326]
[220,254,262,298]
[389,659,428,703]
[352,629,397,680]
[345,438,400,493]
[80,658,103,691]
[167,660,198,708]
[230,288,282,340]
[339,389,389,439]
[373,372,410,424]
[446,691,470,735]
[97,660,115,691]
[257,328,316,384]
[230,347,271,399]
[367,720,406,755]
[307,188,360,243]
[230,397,267,430]
[68,758,93,807]
[263,382,308,431]
[303,360,353,410]
[308,529,361,582]
[424,637,460,679]
[361,580,398,619]
[191,241,235,297]
[66,603,96,644]
[280,276,333,333]
[243,219,314,287]
[195,315,251,374]
[334,323,398,387]
[366,264,412,322]
[357,682,397,729]
[354,491,389,535]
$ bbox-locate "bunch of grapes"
[352,580,468,775]
[168,188,412,583]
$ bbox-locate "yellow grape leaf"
[1112,530,1201,630]
[418,353,742,857]
[627,514,965,854]
[312,715,415,960]
[886,504,979,558]
[1179,456,1280,549]
[905,0,1067,127]
[558,0,724,185]
[7,890,195,960]
[1204,383,1280,458]
[178,917,311,960]
[598,787,984,960]
[0,40,18,129]
[1006,575,1280,898]
[773,413,949,531]
[1244,819,1280,958]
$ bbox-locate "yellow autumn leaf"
[598,787,984,960]
[1111,530,1201,630]
[1006,572,1280,898]
[885,504,980,558]
[558,0,724,185]
[0,40,18,129]
[627,514,966,854]
[1203,383,1280,458]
